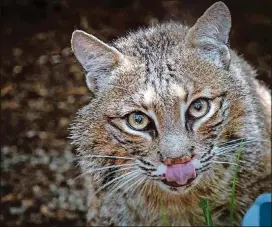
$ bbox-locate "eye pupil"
[134,114,143,124]
[194,101,203,111]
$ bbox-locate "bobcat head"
[69,2,269,202]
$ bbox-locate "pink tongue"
[165,162,196,185]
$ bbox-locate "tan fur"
[70,2,271,226]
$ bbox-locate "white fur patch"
[170,83,186,98]
[200,88,212,98]
[180,103,187,126]
[152,164,167,176]
[121,121,152,141]
[142,86,156,105]
[191,159,201,169]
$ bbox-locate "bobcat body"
[70,2,271,226]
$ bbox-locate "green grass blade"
[160,199,169,226]
[230,142,243,226]
[201,199,213,227]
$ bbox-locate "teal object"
[242,193,272,226]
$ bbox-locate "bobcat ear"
[71,30,123,92]
[185,2,231,70]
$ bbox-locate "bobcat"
[70,2,271,226]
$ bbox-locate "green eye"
[127,112,150,131]
[188,99,210,118]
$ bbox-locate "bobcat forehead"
[142,86,156,105]
[141,83,187,105]
[170,83,186,99]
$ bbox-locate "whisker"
[219,140,256,148]
[107,172,140,199]
[117,174,142,199]
[130,176,146,197]
[90,170,139,200]
[75,163,135,180]
[73,154,135,161]
[211,161,240,166]
[217,137,249,147]
[69,166,136,185]
[214,154,247,164]
[215,147,242,156]
[217,137,268,148]
[103,166,138,179]
[139,177,149,196]
[210,161,251,172]
[214,140,262,156]
[130,177,147,195]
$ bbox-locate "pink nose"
[164,156,192,166]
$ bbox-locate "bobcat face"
[72,54,248,195]
[70,2,266,198]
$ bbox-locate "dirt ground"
[1,0,271,226]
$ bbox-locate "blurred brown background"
[1,0,271,226]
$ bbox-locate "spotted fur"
[69,2,271,226]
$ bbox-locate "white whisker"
[107,172,140,199]
[217,138,267,149]
[211,160,251,172]
[217,137,251,147]
[214,154,247,164]
[211,161,240,166]
[214,140,261,155]
[90,170,139,200]
[139,177,148,196]
[75,163,135,180]
[103,166,138,179]
[74,154,135,161]
[117,174,142,199]
[130,176,146,197]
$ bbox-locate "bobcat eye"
[127,112,150,131]
[188,99,210,119]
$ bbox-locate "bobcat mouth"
[161,177,195,187]
[156,161,197,188]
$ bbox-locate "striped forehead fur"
[140,82,186,105]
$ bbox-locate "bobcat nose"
[163,155,192,166]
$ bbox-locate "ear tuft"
[71,30,123,92]
[185,2,231,69]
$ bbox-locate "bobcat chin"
[69,2,271,226]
